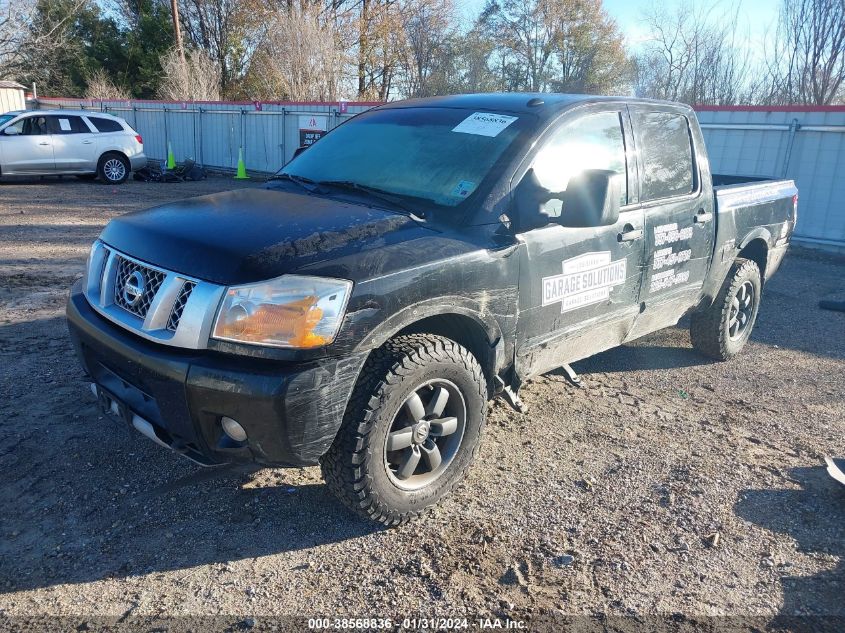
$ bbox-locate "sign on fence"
[298,115,328,147]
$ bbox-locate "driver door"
[514,107,646,379]
[0,115,55,173]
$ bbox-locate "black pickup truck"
[67,93,797,525]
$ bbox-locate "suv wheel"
[690,257,762,360]
[98,153,130,184]
[321,334,488,526]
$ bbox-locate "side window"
[48,116,90,134]
[532,111,627,216]
[22,116,50,135]
[634,111,695,201]
[88,117,123,132]
[5,118,26,135]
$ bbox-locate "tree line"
[0,0,843,105]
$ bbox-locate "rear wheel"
[690,258,762,360]
[97,153,130,184]
[320,334,487,526]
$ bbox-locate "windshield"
[278,107,530,210]
[0,113,17,128]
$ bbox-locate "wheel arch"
[355,298,506,398]
[737,237,769,282]
[98,149,130,165]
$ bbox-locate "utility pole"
[170,0,186,65]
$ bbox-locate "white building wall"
[0,87,26,113]
[32,97,380,175]
[696,107,845,247]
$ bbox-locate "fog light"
[221,416,247,442]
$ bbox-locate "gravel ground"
[0,176,843,632]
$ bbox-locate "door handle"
[694,209,713,223]
[38,141,50,146]
[82,140,93,144]
[618,226,643,242]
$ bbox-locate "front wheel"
[97,153,130,184]
[690,258,762,360]
[320,334,488,526]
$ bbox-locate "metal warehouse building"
[0,80,27,113]
[24,97,845,250]
[697,106,845,250]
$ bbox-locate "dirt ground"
[0,176,843,632]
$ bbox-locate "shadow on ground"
[735,466,845,629]
[0,316,380,594]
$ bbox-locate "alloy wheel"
[103,158,126,182]
[383,379,466,491]
[728,280,755,339]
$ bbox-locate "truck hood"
[99,188,430,285]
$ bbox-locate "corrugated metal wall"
[696,107,845,247]
[31,97,379,175]
[27,99,845,247]
[0,88,26,113]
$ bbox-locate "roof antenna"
[526,97,544,107]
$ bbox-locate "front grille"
[166,281,195,332]
[113,256,166,319]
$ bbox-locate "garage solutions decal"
[542,251,627,313]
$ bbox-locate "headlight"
[212,275,352,348]
[82,241,96,287]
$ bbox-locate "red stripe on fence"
[693,104,845,113]
[36,96,384,107]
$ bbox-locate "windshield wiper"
[267,172,319,193]
[316,180,428,221]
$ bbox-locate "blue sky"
[459,0,782,59]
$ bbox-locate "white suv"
[0,110,147,184]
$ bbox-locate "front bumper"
[66,280,366,467]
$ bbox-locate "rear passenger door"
[48,114,99,171]
[626,106,715,338]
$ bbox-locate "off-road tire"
[320,334,487,526]
[690,257,762,360]
[97,153,130,184]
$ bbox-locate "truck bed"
[712,174,796,211]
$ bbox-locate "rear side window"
[634,111,694,201]
[47,115,90,134]
[531,111,627,215]
[88,117,123,133]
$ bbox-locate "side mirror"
[292,145,308,159]
[512,168,621,232]
[3,127,19,136]
[560,169,621,228]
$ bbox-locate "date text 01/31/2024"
[307,617,527,630]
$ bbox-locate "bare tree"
[633,0,753,105]
[245,3,346,101]
[484,0,630,94]
[761,0,845,105]
[157,47,221,100]
[397,0,455,97]
[84,68,131,99]
[1,0,86,80]
[178,0,264,96]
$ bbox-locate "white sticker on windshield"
[59,118,71,131]
[452,112,517,137]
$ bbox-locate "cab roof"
[379,92,690,122]
[13,109,123,119]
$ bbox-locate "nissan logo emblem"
[123,270,146,306]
